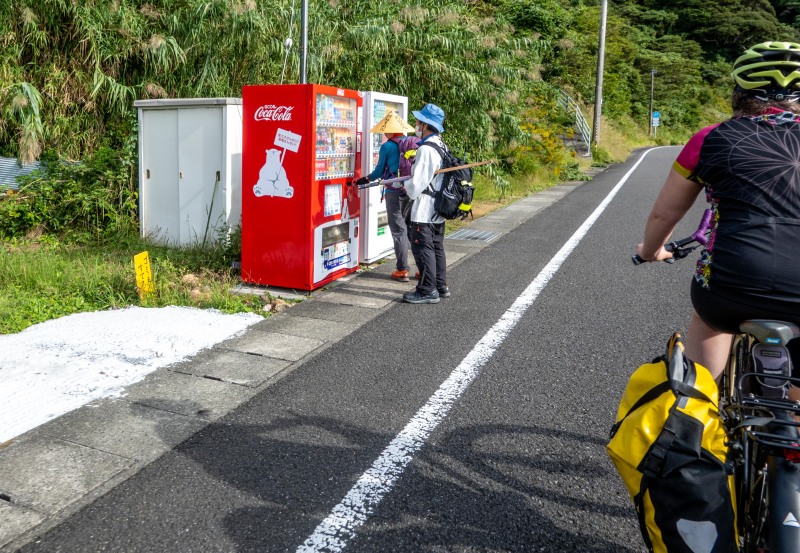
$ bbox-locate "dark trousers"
[384,191,411,271]
[410,222,446,295]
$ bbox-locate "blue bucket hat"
[412,103,445,133]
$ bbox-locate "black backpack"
[419,142,475,221]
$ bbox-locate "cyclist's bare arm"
[637,168,704,261]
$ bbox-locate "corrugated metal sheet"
[0,157,41,190]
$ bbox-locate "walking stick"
[356,159,494,189]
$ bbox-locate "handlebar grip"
[690,209,713,245]
[632,254,676,265]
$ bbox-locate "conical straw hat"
[370,110,415,134]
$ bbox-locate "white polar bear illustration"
[253,148,294,198]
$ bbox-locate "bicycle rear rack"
[732,373,800,453]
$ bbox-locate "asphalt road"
[18,146,708,552]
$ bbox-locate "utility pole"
[649,69,656,137]
[591,0,608,147]
[300,0,308,83]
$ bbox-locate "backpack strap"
[634,476,657,553]
[382,138,401,180]
[417,141,445,197]
[609,380,672,438]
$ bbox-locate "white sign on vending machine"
[275,128,301,152]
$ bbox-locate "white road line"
[297,150,655,553]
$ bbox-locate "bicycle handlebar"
[632,208,713,266]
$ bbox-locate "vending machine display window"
[358,92,409,264]
[370,99,403,169]
[315,94,358,181]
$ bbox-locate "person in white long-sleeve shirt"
[402,103,450,304]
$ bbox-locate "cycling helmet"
[731,42,800,101]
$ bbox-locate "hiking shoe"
[402,290,440,304]
[437,286,451,298]
[391,269,410,282]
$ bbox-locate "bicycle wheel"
[725,335,767,552]
[765,419,800,551]
[740,440,769,553]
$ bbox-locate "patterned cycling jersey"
[673,107,800,302]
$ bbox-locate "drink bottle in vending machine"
[241,84,363,290]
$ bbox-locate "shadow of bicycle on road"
[169,413,644,552]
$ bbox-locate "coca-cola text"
[254,105,294,121]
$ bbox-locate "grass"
[1,130,643,335]
[0,231,272,334]
[445,146,599,233]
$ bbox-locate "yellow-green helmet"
[731,42,800,99]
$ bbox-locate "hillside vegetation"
[2,0,800,238]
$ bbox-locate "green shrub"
[0,142,137,239]
[559,160,590,181]
[591,145,614,166]
[504,150,543,176]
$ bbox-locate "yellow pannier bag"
[607,333,737,553]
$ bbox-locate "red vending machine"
[241,84,363,290]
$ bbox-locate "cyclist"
[636,41,800,383]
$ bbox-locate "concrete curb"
[0,176,595,552]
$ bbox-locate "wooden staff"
[436,159,495,174]
[357,159,495,189]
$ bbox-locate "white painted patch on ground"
[0,306,262,443]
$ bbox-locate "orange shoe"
[415,271,420,280]
[391,269,410,282]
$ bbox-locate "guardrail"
[556,91,592,158]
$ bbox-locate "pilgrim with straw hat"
[355,110,418,282]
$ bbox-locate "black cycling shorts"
[691,278,800,363]
[691,279,800,333]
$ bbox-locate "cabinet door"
[141,110,180,243]
[178,108,224,244]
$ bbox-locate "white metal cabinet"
[135,98,242,245]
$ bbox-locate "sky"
[0,306,263,444]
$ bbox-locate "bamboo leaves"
[0,0,554,164]
[310,0,551,157]
[1,82,44,163]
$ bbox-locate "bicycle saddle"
[740,320,800,346]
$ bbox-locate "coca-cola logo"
[254,105,294,121]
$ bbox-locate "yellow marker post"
[133,251,154,297]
